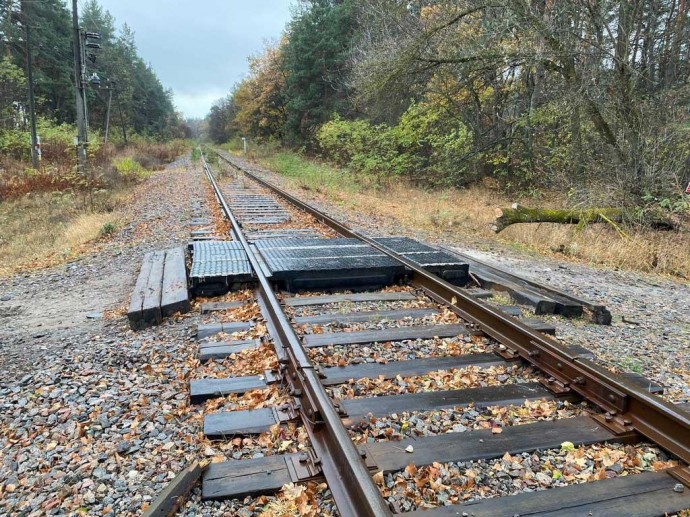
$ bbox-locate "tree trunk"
[492,204,675,232]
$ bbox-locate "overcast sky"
[94,0,294,119]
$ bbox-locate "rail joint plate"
[539,376,572,395]
[286,449,323,481]
[591,413,637,438]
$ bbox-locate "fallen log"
[491,204,675,233]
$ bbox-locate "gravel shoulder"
[0,157,209,516]
[231,155,690,404]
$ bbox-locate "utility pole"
[116,90,128,145]
[21,0,39,169]
[104,87,113,144]
[71,0,88,170]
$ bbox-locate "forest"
[207,0,690,213]
[0,0,187,161]
[0,0,189,274]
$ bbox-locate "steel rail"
[215,150,690,469]
[200,153,392,517]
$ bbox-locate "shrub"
[100,222,116,236]
[317,102,473,185]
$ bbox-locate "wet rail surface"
[190,150,690,516]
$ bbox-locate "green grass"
[620,357,644,374]
[259,151,370,199]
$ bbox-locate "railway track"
[190,149,690,516]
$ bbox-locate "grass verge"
[0,140,190,276]
[254,150,690,279]
[0,191,126,276]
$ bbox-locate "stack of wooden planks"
[128,247,191,330]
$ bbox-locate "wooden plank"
[468,266,558,315]
[199,339,261,362]
[364,416,618,474]
[341,382,555,426]
[142,461,203,517]
[498,306,522,317]
[446,247,612,323]
[204,408,278,437]
[199,338,261,350]
[202,455,295,500]
[295,308,438,325]
[568,344,596,360]
[201,301,245,314]
[190,376,267,403]
[522,318,557,335]
[161,247,191,317]
[303,324,468,348]
[321,353,505,386]
[409,470,690,517]
[620,372,664,394]
[141,250,165,328]
[202,383,571,437]
[197,322,253,340]
[128,252,156,330]
[462,288,493,299]
[284,292,417,307]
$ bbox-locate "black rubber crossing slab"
[364,416,619,474]
[190,376,267,403]
[373,237,439,253]
[255,237,366,249]
[189,241,253,295]
[302,324,468,348]
[284,292,417,306]
[262,245,405,290]
[246,229,321,241]
[294,308,438,325]
[373,236,469,285]
[409,470,690,517]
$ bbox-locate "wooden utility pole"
[116,90,128,145]
[104,87,113,143]
[71,0,88,170]
[21,0,39,169]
